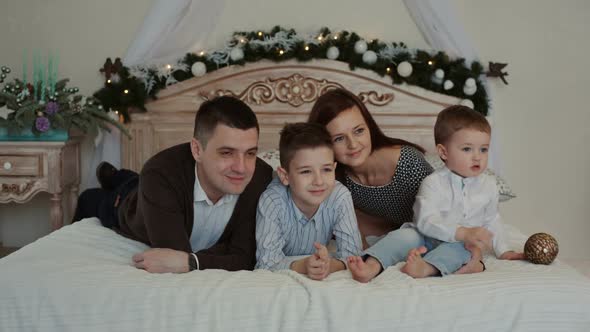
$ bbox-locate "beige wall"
[1,0,588,260]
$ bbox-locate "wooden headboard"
[121,59,460,171]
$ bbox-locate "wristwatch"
[188,253,198,271]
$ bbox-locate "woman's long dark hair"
[308,88,425,180]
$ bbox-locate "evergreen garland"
[95,26,502,122]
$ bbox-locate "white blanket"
[1,218,589,332]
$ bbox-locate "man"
[73,96,273,273]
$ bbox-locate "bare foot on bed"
[400,247,437,278]
[347,256,382,283]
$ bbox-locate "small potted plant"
[0,64,128,141]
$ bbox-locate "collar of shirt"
[193,164,237,207]
[286,188,323,232]
[440,166,483,190]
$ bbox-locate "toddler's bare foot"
[348,256,382,283]
[401,247,437,278]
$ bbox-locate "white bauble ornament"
[326,46,340,60]
[431,69,445,84]
[354,40,368,54]
[434,69,445,79]
[397,61,413,77]
[463,85,477,96]
[463,78,477,95]
[362,50,378,65]
[443,80,454,90]
[465,77,476,88]
[460,99,474,109]
[230,48,244,61]
[191,62,207,77]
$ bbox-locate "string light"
[107,79,112,84]
[428,60,434,66]
[333,35,338,40]
[386,67,391,73]
[240,38,246,43]
[166,64,172,69]
[279,49,284,55]
[317,35,323,41]
[124,89,129,94]
[257,31,263,37]
[199,51,205,56]
[304,45,309,51]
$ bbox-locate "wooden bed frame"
[121,59,460,171]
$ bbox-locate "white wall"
[1,0,588,260]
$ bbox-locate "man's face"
[191,124,258,203]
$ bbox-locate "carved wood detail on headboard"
[199,73,394,108]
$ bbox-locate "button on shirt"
[190,165,239,252]
[255,178,362,270]
[404,166,510,257]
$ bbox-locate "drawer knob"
[3,162,11,170]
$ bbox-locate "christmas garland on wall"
[94,26,509,122]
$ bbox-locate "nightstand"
[0,139,81,230]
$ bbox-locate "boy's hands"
[456,226,493,251]
[499,251,525,260]
[306,242,331,280]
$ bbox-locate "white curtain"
[403,0,503,175]
[84,0,225,189]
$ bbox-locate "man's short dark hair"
[434,105,491,145]
[193,96,259,146]
[279,122,333,170]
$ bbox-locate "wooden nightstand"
[0,139,81,230]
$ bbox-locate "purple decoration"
[35,116,51,132]
[45,101,59,115]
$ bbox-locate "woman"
[308,88,483,280]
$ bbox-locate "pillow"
[258,149,281,170]
[424,153,516,202]
[257,149,515,202]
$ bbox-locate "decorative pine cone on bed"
[524,233,559,265]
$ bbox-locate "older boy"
[255,122,362,280]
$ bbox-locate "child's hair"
[434,105,491,145]
[279,122,333,170]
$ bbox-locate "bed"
[1,59,589,331]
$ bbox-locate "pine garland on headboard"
[93,26,508,122]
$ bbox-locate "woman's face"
[325,106,372,168]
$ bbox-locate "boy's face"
[277,147,336,217]
[437,128,490,178]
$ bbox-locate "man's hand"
[456,226,493,251]
[499,251,525,260]
[306,242,331,280]
[132,248,189,273]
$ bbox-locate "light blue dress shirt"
[190,164,239,252]
[255,178,362,270]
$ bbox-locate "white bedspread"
[1,218,589,332]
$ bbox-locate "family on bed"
[73,88,524,281]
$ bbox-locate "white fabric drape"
[84,0,225,189]
[403,0,503,175]
[124,0,226,66]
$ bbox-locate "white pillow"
[257,149,516,202]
